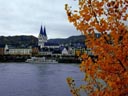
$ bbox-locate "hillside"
[0,35,86,47]
[0,35,38,47]
[48,35,85,44]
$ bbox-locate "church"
[38,25,60,48]
[38,26,61,55]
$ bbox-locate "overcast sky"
[0,0,81,39]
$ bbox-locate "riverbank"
[0,55,81,63]
[0,55,30,62]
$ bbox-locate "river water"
[0,63,84,96]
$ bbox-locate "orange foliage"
[65,0,128,96]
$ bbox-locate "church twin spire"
[38,25,48,48]
[40,25,47,37]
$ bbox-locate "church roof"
[44,42,59,46]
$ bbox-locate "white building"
[4,44,32,55]
[62,48,68,55]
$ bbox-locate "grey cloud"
[0,0,80,38]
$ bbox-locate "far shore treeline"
[0,35,86,47]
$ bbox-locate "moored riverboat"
[26,57,58,64]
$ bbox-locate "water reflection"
[0,63,84,96]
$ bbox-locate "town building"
[0,44,5,55]
[4,44,32,55]
[32,47,39,56]
[62,48,68,55]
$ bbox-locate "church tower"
[38,25,48,48]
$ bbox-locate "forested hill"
[0,35,38,47]
[48,33,100,44]
[0,35,86,47]
[48,35,85,44]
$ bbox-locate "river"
[0,63,84,96]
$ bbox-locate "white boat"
[26,57,58,64]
